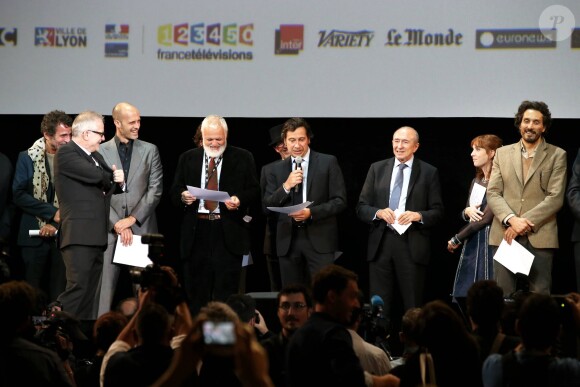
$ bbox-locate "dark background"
[1,114,578,306]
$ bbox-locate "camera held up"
[129,233,183,313]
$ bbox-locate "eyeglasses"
[279,302,307,311]
[88,130,105,138]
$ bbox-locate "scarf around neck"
[27,137,58,227]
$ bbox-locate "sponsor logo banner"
[385,28,463,47]
[0,28,17,46]
[275,24,304,55]
[156,22,253,61]
[572,28,580,49]
[34,27,87,48]
[318,29,373,47]
[476,29,556,49]
[105,24,129,58]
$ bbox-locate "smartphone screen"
[203,320,235,346]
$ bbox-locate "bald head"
[112,102,137,121]
[112,102,141,142]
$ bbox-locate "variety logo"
[34,27,87,47]
[156,22,254,61]
[475,29,556,49]
[385,28,463,47]
[275,24,304,55]
[105,24,129,58]
[318,29,373,47]
[0,28,17,46]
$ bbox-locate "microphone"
[370,295,384,311]
[294,156,303,193]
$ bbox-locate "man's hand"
[112,164,125,184]
[289,208,311,222]
[507,216,534,235]
[225,195,241,211]
[397,211,421,225]
[285,169,303,191]
[376,208,397,224]
[181,190,196,205]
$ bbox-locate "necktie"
[389,163,407,210]
[204,157,218,211]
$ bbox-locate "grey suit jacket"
[356,157,444,265]
[263,150,347,256]
[99,138,163,238]
[487,140,567,248]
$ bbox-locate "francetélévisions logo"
[156,22,253,61]
[105,24,129,58]
[0,28,17,46]
[275,24,304,55]
[318,29,374,48]
[34,27,87,47]
[475,29,556,49]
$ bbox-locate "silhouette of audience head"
[226,294,256,323]
[516,293,561,351]
[93,311,128,353]
[0,280,37,339]
[467,280,505,332]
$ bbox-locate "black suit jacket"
[54,141,121,250]
[263,150,347,256]
[170,146,260,258]
[567,148,580,242]
[356,157,444,265]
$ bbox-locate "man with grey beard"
[170,115,260,315]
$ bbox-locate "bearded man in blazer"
[487,100,567,297]
[54,111,125,321]
[96,102,163,316]
[356,126,444,328]
[263,117,347,288]
[170,115,260,315]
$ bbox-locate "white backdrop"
[1,0,578,117]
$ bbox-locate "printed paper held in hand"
[187,185,231,202]
[392,209,412,235]
[469,182,486,207]
[267,201,313,214]
[493,239,535,275]
[112,235,153,268]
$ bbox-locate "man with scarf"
[12,110,72,302]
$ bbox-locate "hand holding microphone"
[294,156,303,192]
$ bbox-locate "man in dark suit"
[568,148,580,292]
[356,126,444,329]
[97,102,163,316]
[170,115,260,315]
[54,111,125,321]
[260,123,290,292]
[12,111,72,303]
[263,117,347,288]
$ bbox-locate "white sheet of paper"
[391,209,412,235]
[493,239,535,275]
[267,201,313,214]
[242,252,253,267]
[187,185,231,202]
[469,182,486,207]
[112,235,153,268]
[29,229,58,237]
